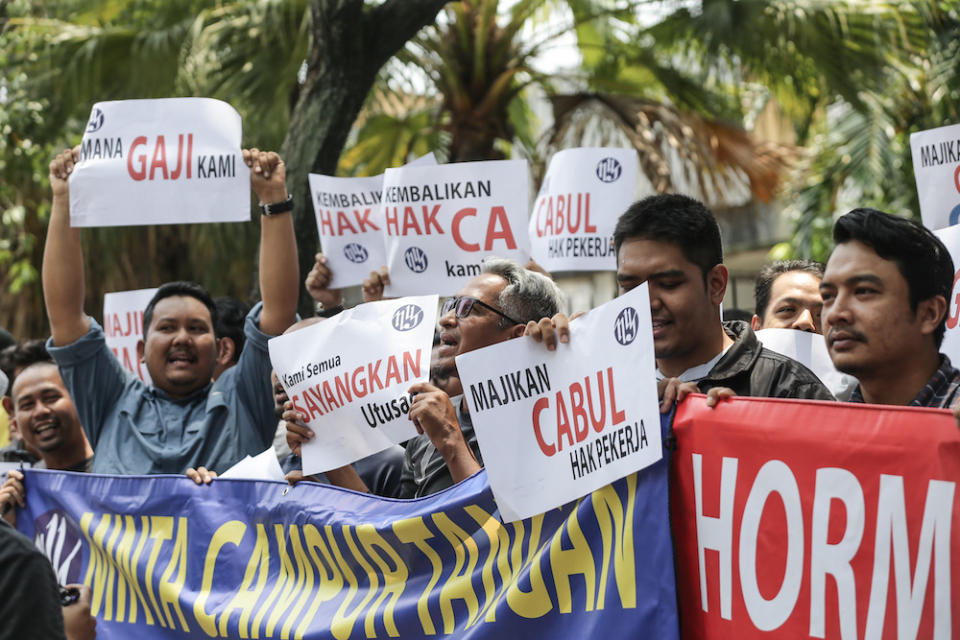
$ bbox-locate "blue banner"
[17,421,677,639]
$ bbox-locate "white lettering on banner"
[692,455,954,637]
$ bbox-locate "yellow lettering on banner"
[219,523,270,638]
[392,516,443,635]
[432,513,480,632]
[464,505,511,625]
[80,513,113,617]
[101,515,124,621]
[329,525,366,640]
[260,525,310,639]
[505,514,553,619]
[550,501,596,613]
[591,472,637,608]
[295,524,344,640]
[194,520,246,637]
[357,524,407,638]
[145,516,173,629]
[129,515,155,625]
[113,515,140,622]
[158,516,190,632]
[251,524,297,634]
[275,526,314,640]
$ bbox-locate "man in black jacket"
[527,194,833,406]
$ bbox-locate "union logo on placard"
[344,243,369,264]
[596,157,622,183]
[614,307,639,345]
[34,510,84,585]
[392,304,424,331]
[404,247,429,273]
[86,108,105,133]
[950,203,960,226]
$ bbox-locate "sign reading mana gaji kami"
[69,98,248,227]
[268,296,438,476]
[910,122,960,231]
[671,395,959,640]
[455,283,662,522]
[528,147,637,272]
[381,160,531,297]
[103,287,158,383]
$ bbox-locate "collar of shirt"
[849,354,960,408]
[656,344,732,383]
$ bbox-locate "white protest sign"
[455,284,662,522]
[382,160,530,296]
[529,147,637,271]
[220,447,285,482]
[268,295,437,474]
[70,98,248,227]
[103,287,158,383]
[935,225,960,366]
[755,328,858,400]
[910,122,960,230]
[308,155,438,288]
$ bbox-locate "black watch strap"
[259,194,294,216]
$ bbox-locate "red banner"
[671,396,960,639]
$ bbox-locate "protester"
[526,194,834,408]
[41,148,299,474]
[0,344,41,466]
[751,259,825,333]
[821,207,960,407]
[211,296,250,380]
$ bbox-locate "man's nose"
[822,294,850,331]
[792,308,817,333]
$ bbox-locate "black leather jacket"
[697,322,835,401]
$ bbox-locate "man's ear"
[707,264,729,306]
[917,295,948,338]
[216,337,235,367]
[509,323,527,339]
[750,314,762,331]
[2,396,13,419]
[136,339,145,362]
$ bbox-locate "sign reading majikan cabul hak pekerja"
[381,160,531,297]
[103,287,158,384]
[910,122,960,231]
[528,147,638,272]
[69,98,249,227]
[268,296,438,475]
[455,283,662,522]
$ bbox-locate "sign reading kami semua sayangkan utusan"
[381,159,531,297]
[69,98,248,227]
[455,283,663,522]
[268,295,438,475]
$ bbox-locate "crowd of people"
[1,146,958,638]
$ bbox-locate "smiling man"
[41,147,299,474]
[821,208,959,407]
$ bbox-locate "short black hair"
[754,259,825,318]
[214,296,249,363]
[0,339,56,397]
[613,194,723,279]
[833,208,954,346]
[142,281,217,338]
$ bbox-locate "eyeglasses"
[441,296,522,326]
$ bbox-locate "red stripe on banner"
[670,395,960,640]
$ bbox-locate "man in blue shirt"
[42,148,299,474]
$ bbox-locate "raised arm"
[245,149,299,336]
[43,148,91,346]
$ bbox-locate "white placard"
[455,284,662,522]
[307,155,438,289]
[910,123,960,230]
[755,328,858,400]
[220,447,286,482]
[382,160,531,296]
[268,295,438,474]
[935,225,960,366]
[70,98,248,227]
[103,288,158,383]
[529,148,637,271]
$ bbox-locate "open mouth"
[167,351,197,366]
[651,318,671,338]
[438,332,458,356]
[33,419,59,439]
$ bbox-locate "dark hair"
[754,259,825,318]
[0,339,56,397]
[833,208,954,346]
[214,296,249,363]
[613,194,723,279]
[142,281,217,338]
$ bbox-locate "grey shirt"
[47,303,277,475]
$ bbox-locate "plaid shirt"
[849,354,960,408]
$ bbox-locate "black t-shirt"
[0,519,66,639]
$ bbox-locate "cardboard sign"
[268,296,437,474]
[103,287,157,383]
[910,122,960,230]
[307,154,438,289]
[935,224,960,368]
[70,98,248,227]
[671,395,959,639]
[381,160,531,296]
[529,147,637,271]
[755,328,858,400]
[455,284,663,521]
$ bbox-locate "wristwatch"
[259,194,294,216]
